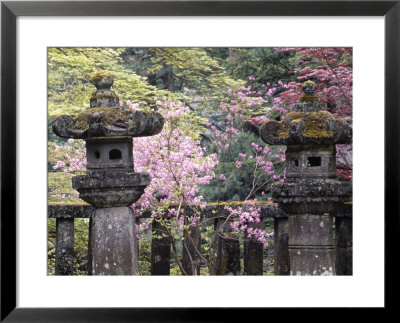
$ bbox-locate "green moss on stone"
[302,80,316,87]
[299,95,319,103]
[73,107,139,131]
[275,111,339,139]
[90,92,118,100]
[48,201,89,206]
[291,111,336,138]
[276,121,290,138]
[91,72,113,82]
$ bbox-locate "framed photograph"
[1,0,397,320]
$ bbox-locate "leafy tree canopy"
[48,47,173,117]
[120,47,243,113]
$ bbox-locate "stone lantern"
[260,80,352,275]
[53,72,164,275]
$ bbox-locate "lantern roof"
[52,73,164,139]
[260,81,352,145]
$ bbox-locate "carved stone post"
[151,218,171,275]
[261,81,352,275]
[55,218,74,275]
[335,203,352,275]
[53,73,164,275]
[273,215,289,275]
[243,221,263,275]
[213,208,241,276]
[182,207,202,275]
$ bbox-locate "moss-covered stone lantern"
[260,80,352,275]
[53,72,164,275]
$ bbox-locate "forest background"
[47,47,352,275]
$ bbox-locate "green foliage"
[73,218,90,275]
[48,47,177,143]
[172,106,209,140]
[48,140,85,202]
[199,222,216,272]
[170,265,182,276]
[48,48,172,113]
[121,47,242,114]
[262,217,275,275]
[47,218,56,275]
[48,172,80,202]
[150,48,239,93]
[216,48,297,90]
[138,235,152,276]
[48,48,212,141]
[200,131,284,202]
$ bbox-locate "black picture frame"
[1,0,398,321]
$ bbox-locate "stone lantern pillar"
[260,81,352,275]
[53,72,164,275]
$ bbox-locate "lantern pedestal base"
[288,214,336,276]
[73,172,150,208]
[91,207,139,275]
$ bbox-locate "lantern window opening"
[109,149,122,160]
[94,151,100,159]
[307,156,321,167]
